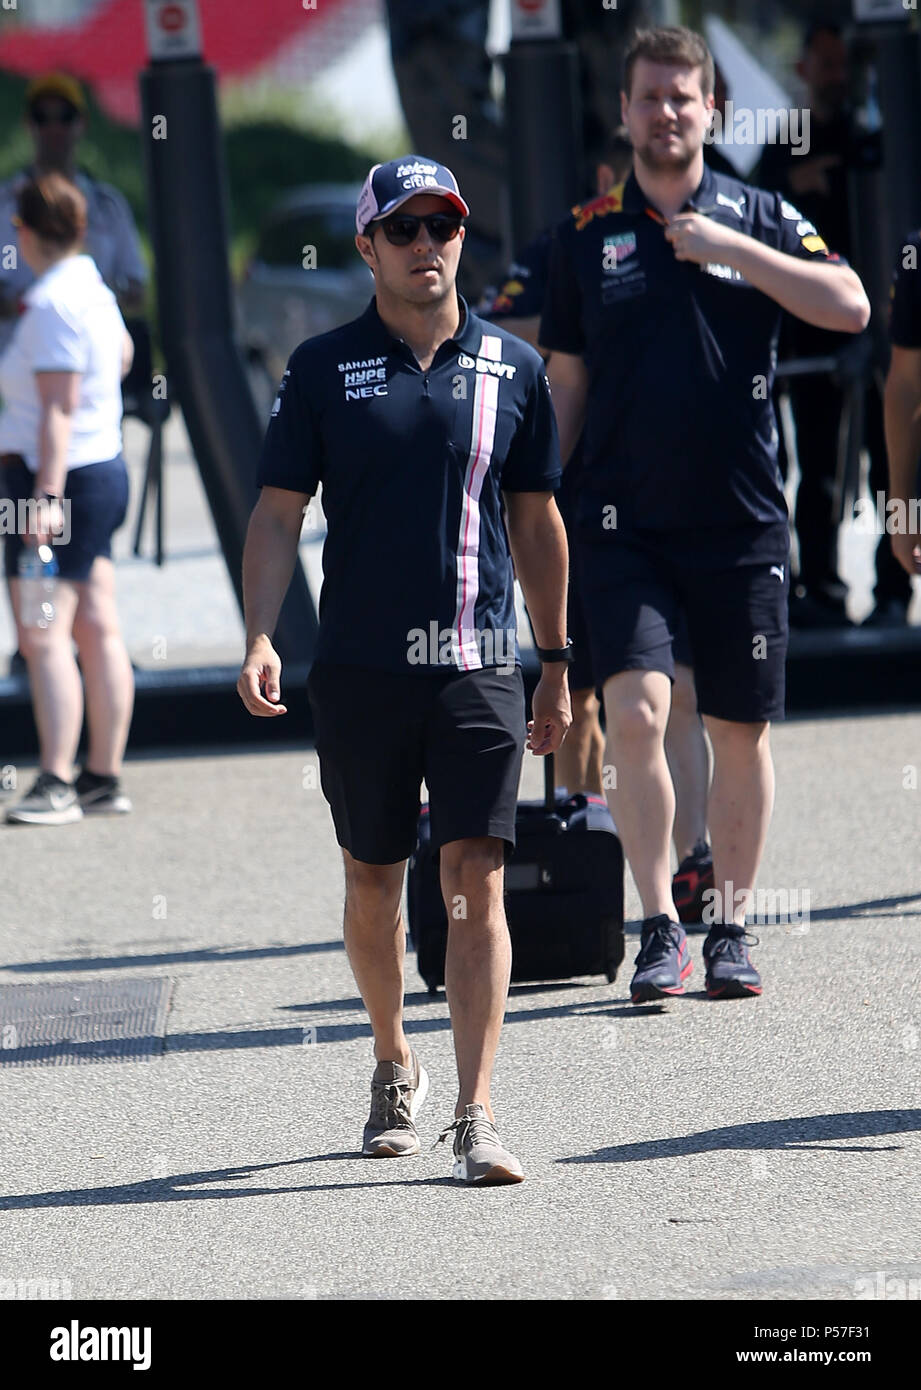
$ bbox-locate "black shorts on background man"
[540,25,869,1006]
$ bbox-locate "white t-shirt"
[0,254,125,471]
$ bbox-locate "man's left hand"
[527,670,572,755]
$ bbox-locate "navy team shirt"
[540,163,847,549]
[889,230,921,349]
[257,294,560,674]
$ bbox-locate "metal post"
[138,0,318,664]
[503,1,582,256]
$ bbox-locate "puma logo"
[770,565,784,582]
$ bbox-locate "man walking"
[238,157,571,1184]
[540,27,869,1002]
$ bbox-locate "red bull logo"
[573,183,625,231]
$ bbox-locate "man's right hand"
[237,636,287,716]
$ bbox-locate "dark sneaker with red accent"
[672,840,714,927]
[703,924,762,999]
[630,915,692,1003]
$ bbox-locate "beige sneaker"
[435,1104,525,1184]
[362,1050,429,1157]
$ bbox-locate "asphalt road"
[1,708,919,1301]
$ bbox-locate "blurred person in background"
[541,24,869,1004]
[0,173,135,825]
[757,19,910,628]
[885,228,921,581]
[0,73,147,350]
[0,73,148,675]
[482,126,714,926]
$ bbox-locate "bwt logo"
[457,353,517,379]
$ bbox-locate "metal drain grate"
[0,977,173,1068]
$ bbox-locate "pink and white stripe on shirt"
[451,333,502,669]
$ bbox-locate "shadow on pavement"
[164,995,639,1053]
[560,1109,921,1165]
[0,991,644,1067]
[805,892,921,921]
[0,1154,459,1211]
[6,890,915,983]
[0,940,346,974]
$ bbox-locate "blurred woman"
[0,172,135,824]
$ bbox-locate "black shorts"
[307,662,527,864]
[2,455,130,583]
[559,482,689,691]
[576,527,790,723]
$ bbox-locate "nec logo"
[341,361,388,401]
[457,353,517,379]
[345,384,388,400]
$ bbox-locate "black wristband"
[536,638,574,663]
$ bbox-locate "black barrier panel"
[139,60,319,667]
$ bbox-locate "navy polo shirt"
[540,164,846,547]
[257,294,560,674]
[889,230,921,349]
[479,229,553,321]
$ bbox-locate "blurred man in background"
[0,73,147,352]
[757,19,911,628]
[541,24,869,1005]
[482,126,715,927]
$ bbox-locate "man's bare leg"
[341,849,411,1066]
[439,835,509,1121]
[556,685,604,795]
[665,661,710,862]
[602,668,675,920]
[703,717,775,925]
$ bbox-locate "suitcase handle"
[543,751,555,810]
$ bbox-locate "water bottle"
[18,543,59,628]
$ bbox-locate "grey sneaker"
[5,771,83,826]
[435,1103,525,1185]
[362,1051,429,1157]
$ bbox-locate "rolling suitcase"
[407,753,625,992]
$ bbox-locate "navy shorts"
[576,526,790,723]
[2,454,130,583]
[558,478,691,691]
[307,662,527,864]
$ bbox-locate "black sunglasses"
[30,106,80,126]
[375,213,463,246]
